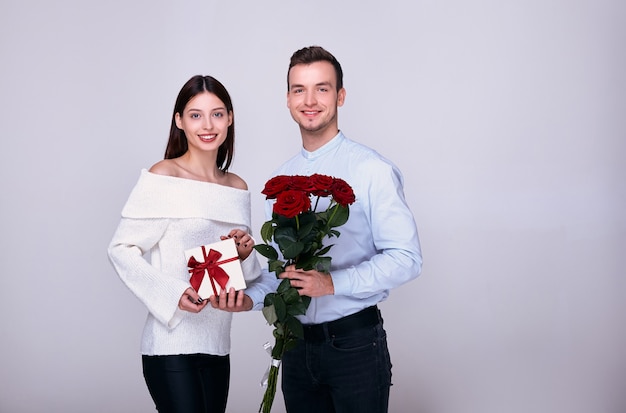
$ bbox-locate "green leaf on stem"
[287,299,308,316]
[316,245,333,256]
[276,213,297,228]
[277,278,292,294]
[263,292,276,307]
[262,304,278,325]
[254,244,278,260]
[273,295,287,321]
[268,259,285,274]
[275,227,305,259]
[282,287,301,305]
[286,315,304,339]
[282,241,304,260]
[297,220,315,239]
[284,338,299,352]
[327,204,350,227]
[272,337,284,358]
[314,256,332,273]
[259,220,276,243]
[274,226,297,243]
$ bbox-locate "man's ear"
[337,88,346,107]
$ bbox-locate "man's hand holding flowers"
[279,265,335,297]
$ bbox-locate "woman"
[108,75,260,412]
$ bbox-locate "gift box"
[184,238,246,299]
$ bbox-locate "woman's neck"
[173,151,224,183]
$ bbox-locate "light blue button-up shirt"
[247,131,422,324]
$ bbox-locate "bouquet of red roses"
[254,173,355,413]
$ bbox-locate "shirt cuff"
[330,269,350,296]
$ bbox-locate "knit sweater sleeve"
[108,217,190,329]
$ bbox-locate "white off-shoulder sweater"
[108,169,261,356]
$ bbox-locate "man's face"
[287,61,345,140]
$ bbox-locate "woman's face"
[175,91,232,153]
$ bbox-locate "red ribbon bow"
[187,246,238,297]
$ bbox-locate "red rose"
[262,175,291,199]
[309,174,335,196]
[289,175,315,193]
[330,178,356,207]
[273,190,311,218]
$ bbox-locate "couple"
[108,45,423,413]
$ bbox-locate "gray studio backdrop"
[1,1,624,412]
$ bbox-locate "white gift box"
[184,238,246,299]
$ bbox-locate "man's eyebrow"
[289,81,333,89]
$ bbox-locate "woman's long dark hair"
[164,75,235,171]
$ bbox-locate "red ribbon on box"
[187,245,238,297]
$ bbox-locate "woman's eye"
[213,112,224,118]
[190,113,201,119]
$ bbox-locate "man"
[211,45,422,412]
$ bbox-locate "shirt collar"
[300,131,345,160]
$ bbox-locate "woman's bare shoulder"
[225,171,248,191]
[149,159,180,177]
